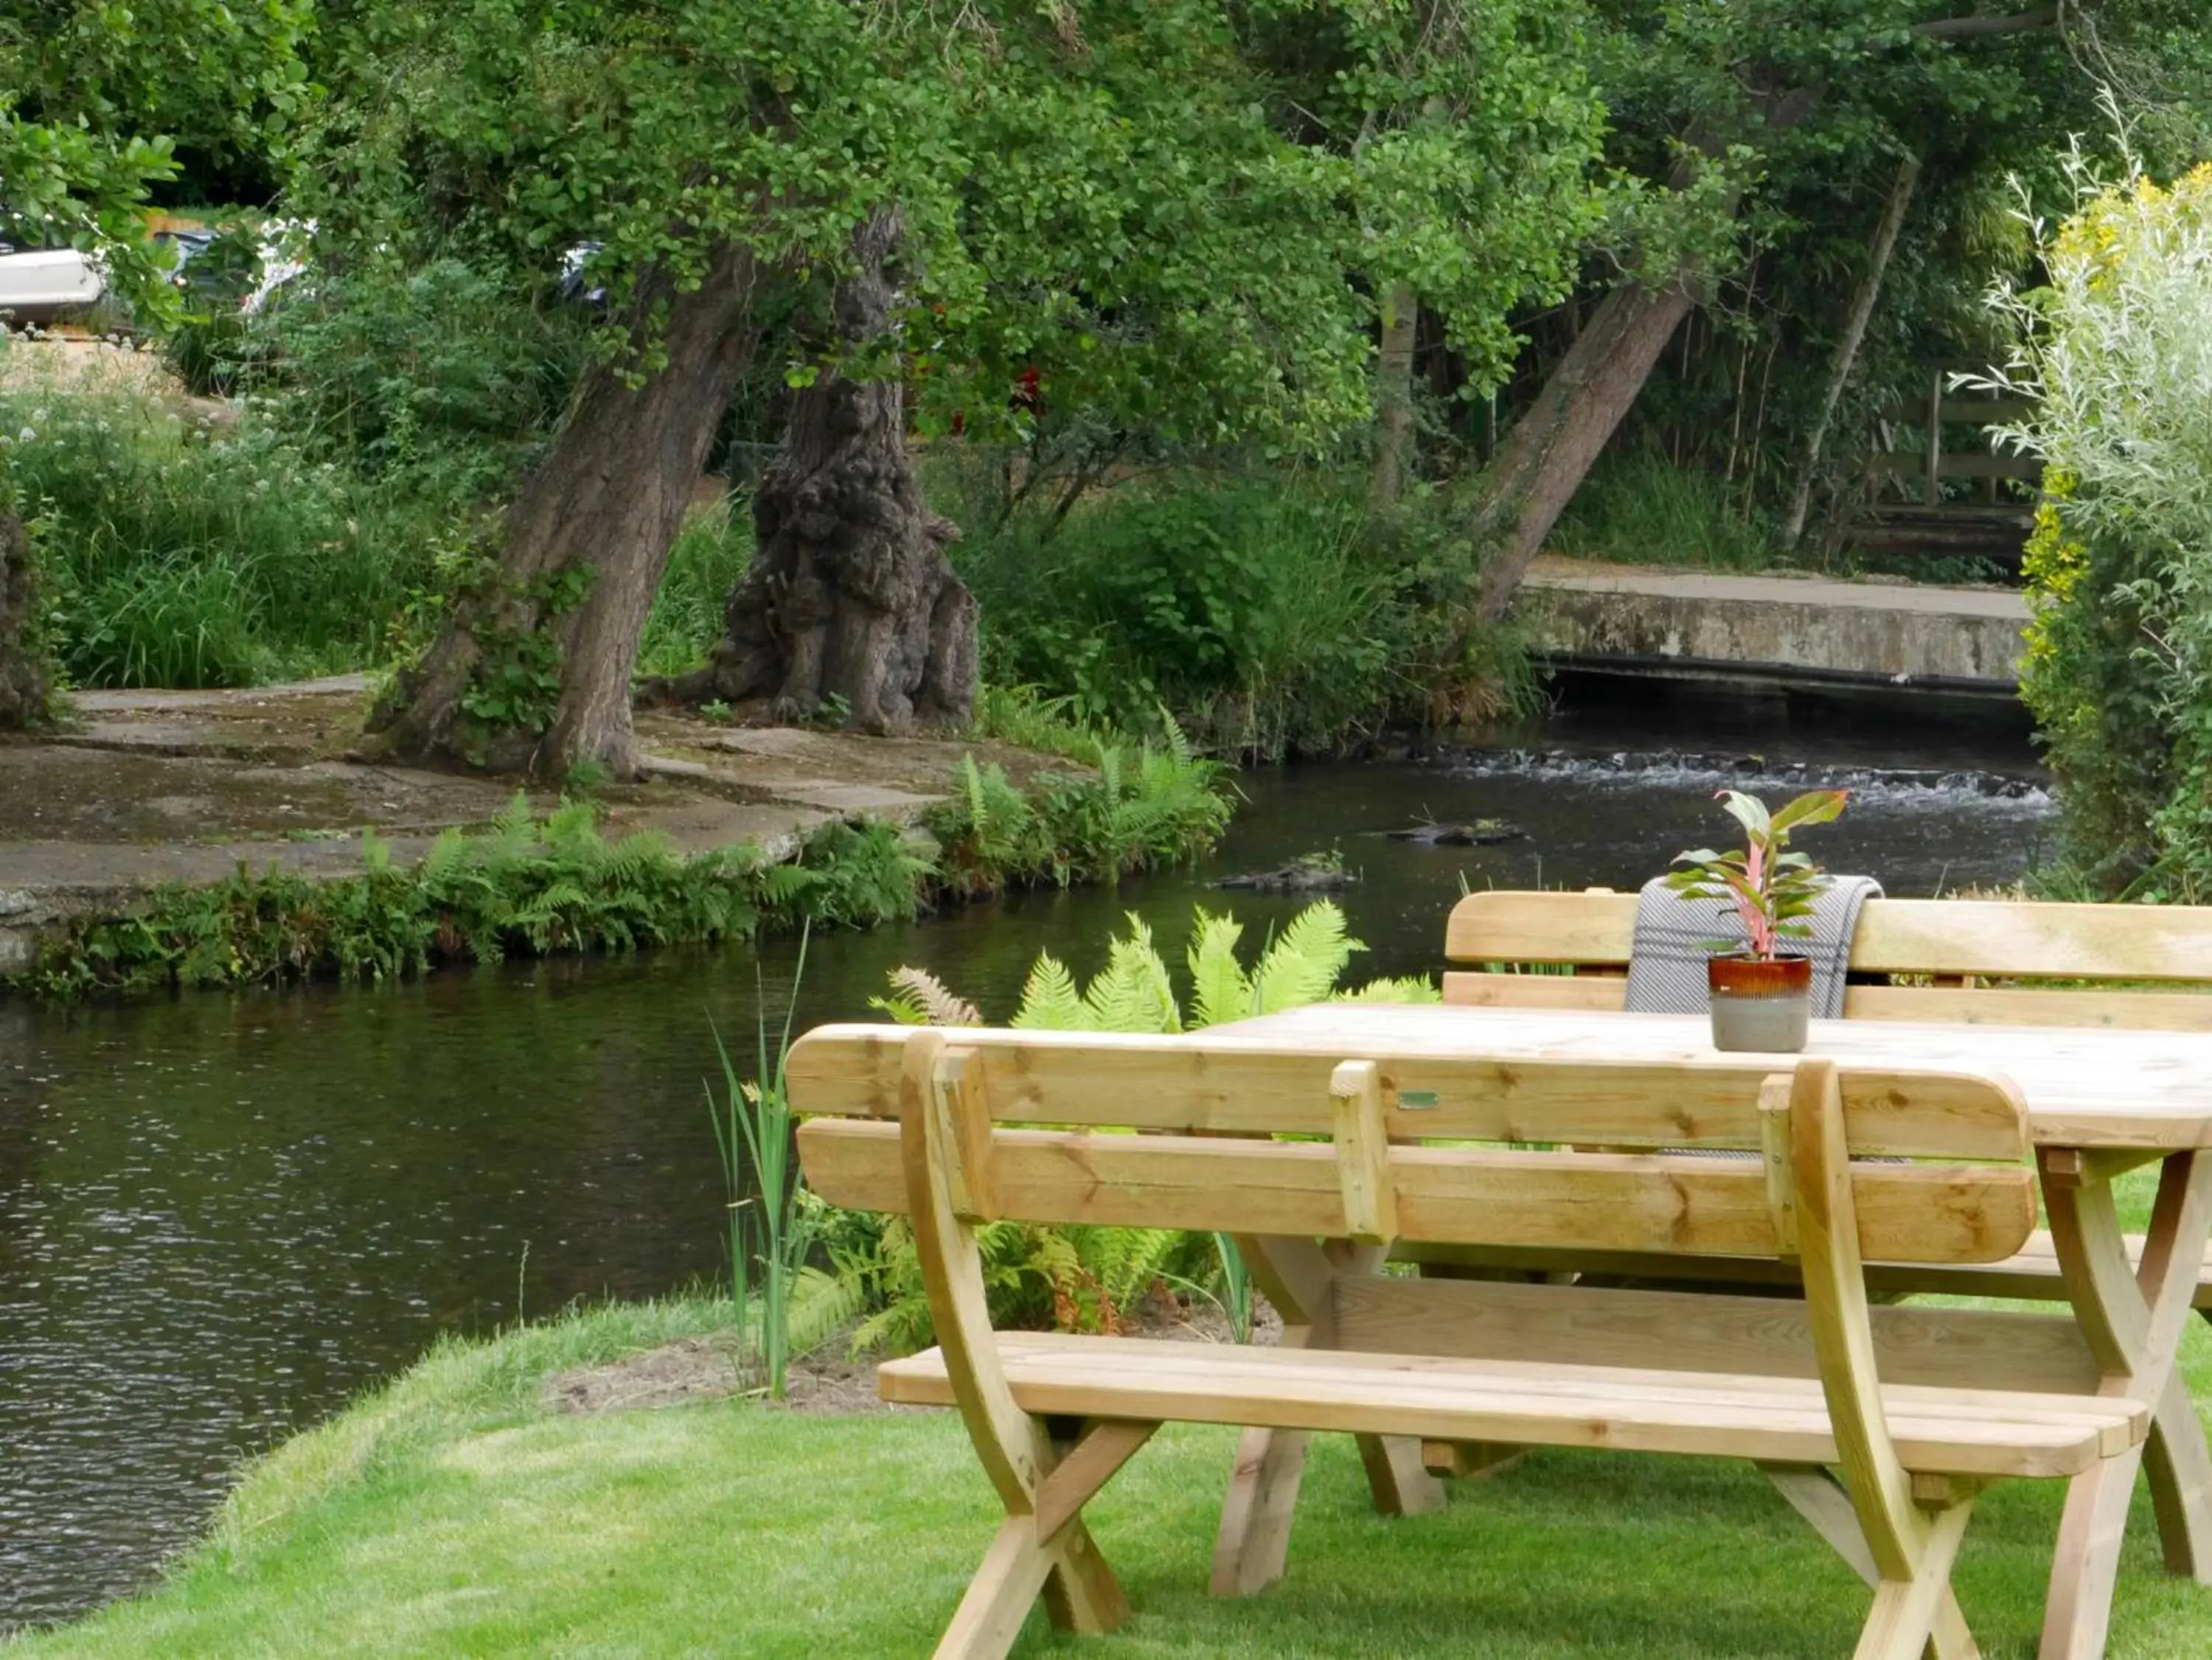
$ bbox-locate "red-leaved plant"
[1664,789,1848,960]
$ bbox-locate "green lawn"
[11,1297,2212,1659]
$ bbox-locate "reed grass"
[707,929,815,1400]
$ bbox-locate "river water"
[0,680,2056,1629]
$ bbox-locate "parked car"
[0,244,102,322]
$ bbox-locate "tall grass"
[5,391,439,687]
[1547,444,1784,573]
[707,928,816,1400]
[945,464,1532,758]
[638,496,754,678]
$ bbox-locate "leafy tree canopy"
[295,0,1606,456]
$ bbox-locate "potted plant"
[1665,788,1848,1053]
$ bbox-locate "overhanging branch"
[1913,4,2061,41]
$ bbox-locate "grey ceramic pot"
[1706,954,1812,1053]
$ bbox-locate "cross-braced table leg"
[1208,1235,1442,1596]
[2038,1148,2212,1660]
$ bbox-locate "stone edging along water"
[0,680,1234,999]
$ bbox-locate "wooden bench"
[1435,889,2212,1309]
[790,1023,2146,1659]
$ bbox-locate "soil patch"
[539,1293,1280,1423]
[541,1333,892,1417]
[544,1335,750,1415]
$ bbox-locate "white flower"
[16,428,33,443]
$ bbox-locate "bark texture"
[0,511,49,728]
[1467,276,1701,621]
[1371,283,1420,511]
[678,210,977,732]
[368,243,764,776]
[1781,153,1921,548]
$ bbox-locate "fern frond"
[882,966,982,1028]
[1186,907,1251,1029]
[784,1264,869,1359]
[1336,974,1444,1005]
[1083,915,1180,1033]
[1251,900,1358,1013]
[492,790,537,848]
[1010,953,1091,1030]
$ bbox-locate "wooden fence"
[1843,363,2040,571]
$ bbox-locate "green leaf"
[1768,790,1849,834]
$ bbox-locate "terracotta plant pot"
[1706,953,1813,1053]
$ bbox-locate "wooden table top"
[1215,1002,2212,1151]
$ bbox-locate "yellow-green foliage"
[1986,157,2212,894]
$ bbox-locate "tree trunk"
[0,511,48,728]
[1781,153,1921,548]
[1462,88,1818,625]
[1371,283,1419,510]
[366,243,765,777]
[1467,276,1701,620]
[672,209,977,733]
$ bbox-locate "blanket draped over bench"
[1624,873,1883,1018]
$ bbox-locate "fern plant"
[841,900,1440,1353]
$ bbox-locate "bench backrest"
[1444,890,2212,1028]
[790,1024,2036,1267]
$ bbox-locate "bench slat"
[799,1119,2037,1264]
[1399,1228,2212,1309]
[1330,1274,2101,1396]
[1445,891,2212,988]
[877,1333,2143,1479]
[787,1025,2028,1159]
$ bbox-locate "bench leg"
[1855,1499,1976,1660]
[1765,1464,1978,1660]
[2042,1448,2146,1660]
[2146,1368,2212,1583]
[1357,1432,1447,1518]
[939,1517,1059,1660]
[936,1514,1124,1660]
[2039,1147,2212,1659]
[1211,1426,1312,1596]
[900,1036,1135,1654]
[1041,1516,1130,1636]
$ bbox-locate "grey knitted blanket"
[1621,873,1883,1018]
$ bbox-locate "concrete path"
[1517,557,2028,691]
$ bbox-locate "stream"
[0,679,2057,1629]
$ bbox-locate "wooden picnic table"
[1214,1000,2212,1660]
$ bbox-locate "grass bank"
[13,1294,2208,1659]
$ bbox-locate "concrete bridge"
[1514,557,2028,698]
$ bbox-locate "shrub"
[947,465,1531,758]
[15,799,918,999]
[1983,155,2212,896]
[1548,442,1781,573]
[243,254,584,505]
[924,721,1234,897]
